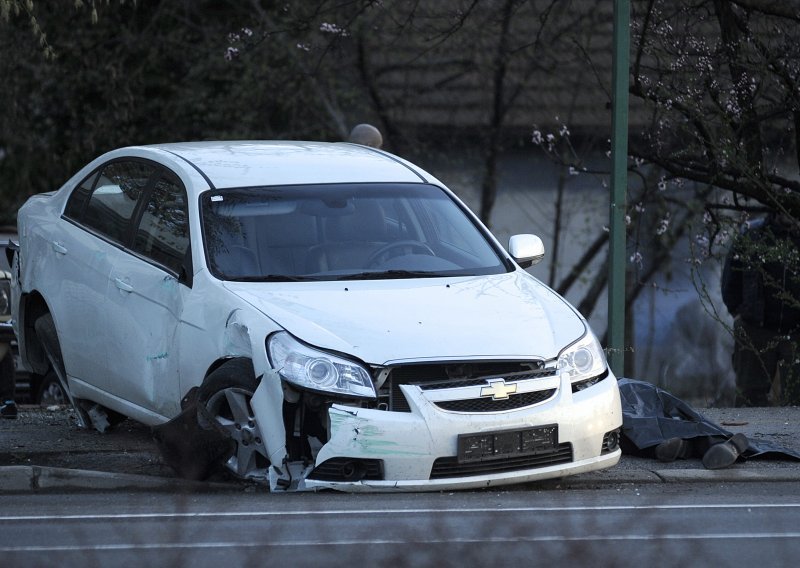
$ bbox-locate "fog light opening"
[604,429,620,452]
[340,460,367,481]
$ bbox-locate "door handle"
[114,278,134,293]
[51,241,67,255]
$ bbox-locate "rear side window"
[64,172,99,219]
[79,161,156,245]
[133,176,190,274]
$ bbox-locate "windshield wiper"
[227,274,319,282]
[334,270,446,281]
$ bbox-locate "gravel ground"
[0,405,173,477]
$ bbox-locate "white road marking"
[3,532,800,553]
[1,502,799,522]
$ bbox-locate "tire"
[36,369,67,406]
[33,313,91,428]
[196,358,270,481]
[33,313,64,377]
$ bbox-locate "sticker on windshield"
[211,195,224,202]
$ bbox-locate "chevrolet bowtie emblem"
[480,378,518,400]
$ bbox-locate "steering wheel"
[366,240,435,267]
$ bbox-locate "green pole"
[608,0,630,376]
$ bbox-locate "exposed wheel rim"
[205,387,269,481]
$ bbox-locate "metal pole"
[608,0,630,376]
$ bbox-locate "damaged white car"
[10,141,621,491]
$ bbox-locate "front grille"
[387,362,550,412]
[433,389,556,412]
[419,369,555,391]
[429,443,573,479]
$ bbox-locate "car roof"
[136,141,430,190]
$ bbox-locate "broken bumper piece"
[264,371,622,492]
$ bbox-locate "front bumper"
[282,370,622,492]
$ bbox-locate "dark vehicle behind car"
[1,229,64,405]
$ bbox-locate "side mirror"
[508,234,545,268]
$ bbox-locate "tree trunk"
[478,0,516,225]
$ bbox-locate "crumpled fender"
[250,368,289,468]
[222,309,254,358]
[221,308,291,483]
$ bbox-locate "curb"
[545,466,800,488]
[0,465,241,493]
[655,468,800,483]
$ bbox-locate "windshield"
[201,183,508,281]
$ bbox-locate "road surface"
[2,483,799,566]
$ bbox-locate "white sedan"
[10,141,621,491]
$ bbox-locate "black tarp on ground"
[618,378,800,460]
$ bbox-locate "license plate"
[457,425,558,463]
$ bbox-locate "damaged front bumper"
[256,370,622,492]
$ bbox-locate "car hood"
[224,271,586,365]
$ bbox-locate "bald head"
[348,123,383,148]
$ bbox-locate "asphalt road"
[2,484,800,567]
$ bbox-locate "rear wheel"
[33,313,64,376]
[197,358,270,481]
[33,313,91,428]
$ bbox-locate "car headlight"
[267,332,376,399]
[557,330,607,381]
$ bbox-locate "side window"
[64,171,99,220]
[133,175,190,275]
[83,161,156,244]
